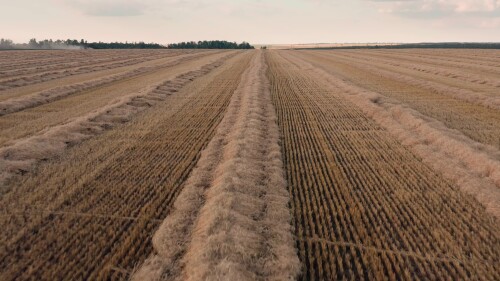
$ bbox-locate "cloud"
[60,0,201,17]
[368,0,500,15]
[479,17,500,27]
[367,0,500,26]
[61,0,149,16]
[212,1,281,17]
[452,0,499,13]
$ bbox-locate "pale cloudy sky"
[1,0,499,44]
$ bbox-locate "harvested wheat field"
[0,49,499,281]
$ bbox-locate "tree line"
[0,38,165,49]
[167,40,254,49]
[296,42,500,50]
[1,38,255,50]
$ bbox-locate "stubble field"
[0,49,498,280]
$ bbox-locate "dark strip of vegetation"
[86,41,165,49]
[167,40,254,49]
[296,42,500,50]
[1,38,254,50]
[0,38,165,49]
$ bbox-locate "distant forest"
[0,38,254,50]
[297,42,500,50]
[167,41,254,49]
[0,38,165,49]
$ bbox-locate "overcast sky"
[1,0,499,44]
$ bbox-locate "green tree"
[0,38,14,49]
[28,38,38,48]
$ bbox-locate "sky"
[1,0,499,44]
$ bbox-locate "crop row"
[0,50,217,104]
[0,52,251,280]
[0,49,176,72]
[0,51,202,91]
[296,51,500,149]
[134,51,299,281]
[371,49,500,70]
[328,50,500,91]
[0,50,175,78]
[266,51,500,280]
[0,51,230,151]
